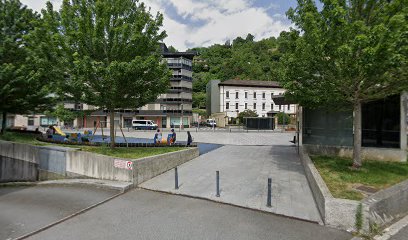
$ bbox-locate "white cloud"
[19,0,291,51]
[20,0,62,13]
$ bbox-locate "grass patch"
[311,155,408,201]
[0,132,45,145]
[0,131,186,159]
[80,146,185,159]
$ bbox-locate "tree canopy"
[44,0,171,147]
[281,0,408,167]
[0,0,56,133]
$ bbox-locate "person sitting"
[154,129,162,144]
[46,126,53,139]
[170,129,176,144]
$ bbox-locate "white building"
[207,79,296,119]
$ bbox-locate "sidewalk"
[140,145,322,223]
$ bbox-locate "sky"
[20,0,311,51]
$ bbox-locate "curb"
[0,179,133,193]
[372,214,408,240]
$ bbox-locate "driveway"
[27,189,351,240]
[140,144,322,223]
[0,185,118,240]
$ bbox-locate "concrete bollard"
[267,178,272,207]
[216,171,220,197]
[175,167,179,190]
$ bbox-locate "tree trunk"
[1,112,7,135]
[109,109,115,149]
[353,101,362,168]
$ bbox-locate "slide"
[53,126,66,136]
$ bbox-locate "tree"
[192,92,206,109]
[48,104,76,124]
[238,109,258,123]
[0,0,55,134]
[282,0,408,167]
[167,45,178,53]
[46,0,171,148]
[276,112,290,125]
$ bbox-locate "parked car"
[132,120,158,130]
[206,119,216,127]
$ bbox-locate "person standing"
[187,131,193,146]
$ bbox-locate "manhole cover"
[355,185,378,194]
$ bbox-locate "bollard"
[216,171,220,197]
[175,167,179,189]
[267,178,272,207]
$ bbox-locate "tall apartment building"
[6,44,196,130]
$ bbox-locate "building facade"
[3,44,195,130]
[207,80,296,120]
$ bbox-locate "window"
[279,105,282,111]
[253,92,256,99]
[245,92,248,98]
[262,92,266,99]
[288,104,291,110]
[226,102,229,110]
[235,92,239,99]
[262,103,265,110]
[235,103,239,109]
[271,104,274,110]
[245,103,248,109]
[28,117,34,126]
[253,103,257,109]
[226,91,230,99]
[271,93,274,99]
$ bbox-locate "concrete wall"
[0,156,38,182]
[66,151,134,182]
[299,147,361,231]
[363,179,408,228]
[304,144,407,162]
[301,146,408,233]
[133,147,199,185]
[0,140,199,185]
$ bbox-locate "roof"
[272,95,297,105]
[218,80,282,88]
[162,52,196,60]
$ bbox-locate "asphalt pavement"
[27,189,351,240]
[0,185,118,240]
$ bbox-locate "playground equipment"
[91,119,128,146]
[53,126,66,136]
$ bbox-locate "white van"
[132,120,158,130]
[206,119,216,127]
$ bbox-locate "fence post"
[216,171,220,197]
[267,178,272,207]
[175,167,179,189]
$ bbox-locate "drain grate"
[355,185,378,194]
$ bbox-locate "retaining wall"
[0,140,199,185]
[299,146,361,231]
[66,150,134,182]
[301,146,408,233]
[363,179,408,228]
[0,156,38,182]
[303,144,407,162]
[133,148,200,185]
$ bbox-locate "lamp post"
[180,103,183,131]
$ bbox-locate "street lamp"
[180,103,183,131]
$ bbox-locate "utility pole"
[180,103,183,131]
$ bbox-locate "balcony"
[170,75,193,82]
[157,98,193,104]
[167,63,193,71]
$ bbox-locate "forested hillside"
[189,32,296,111]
